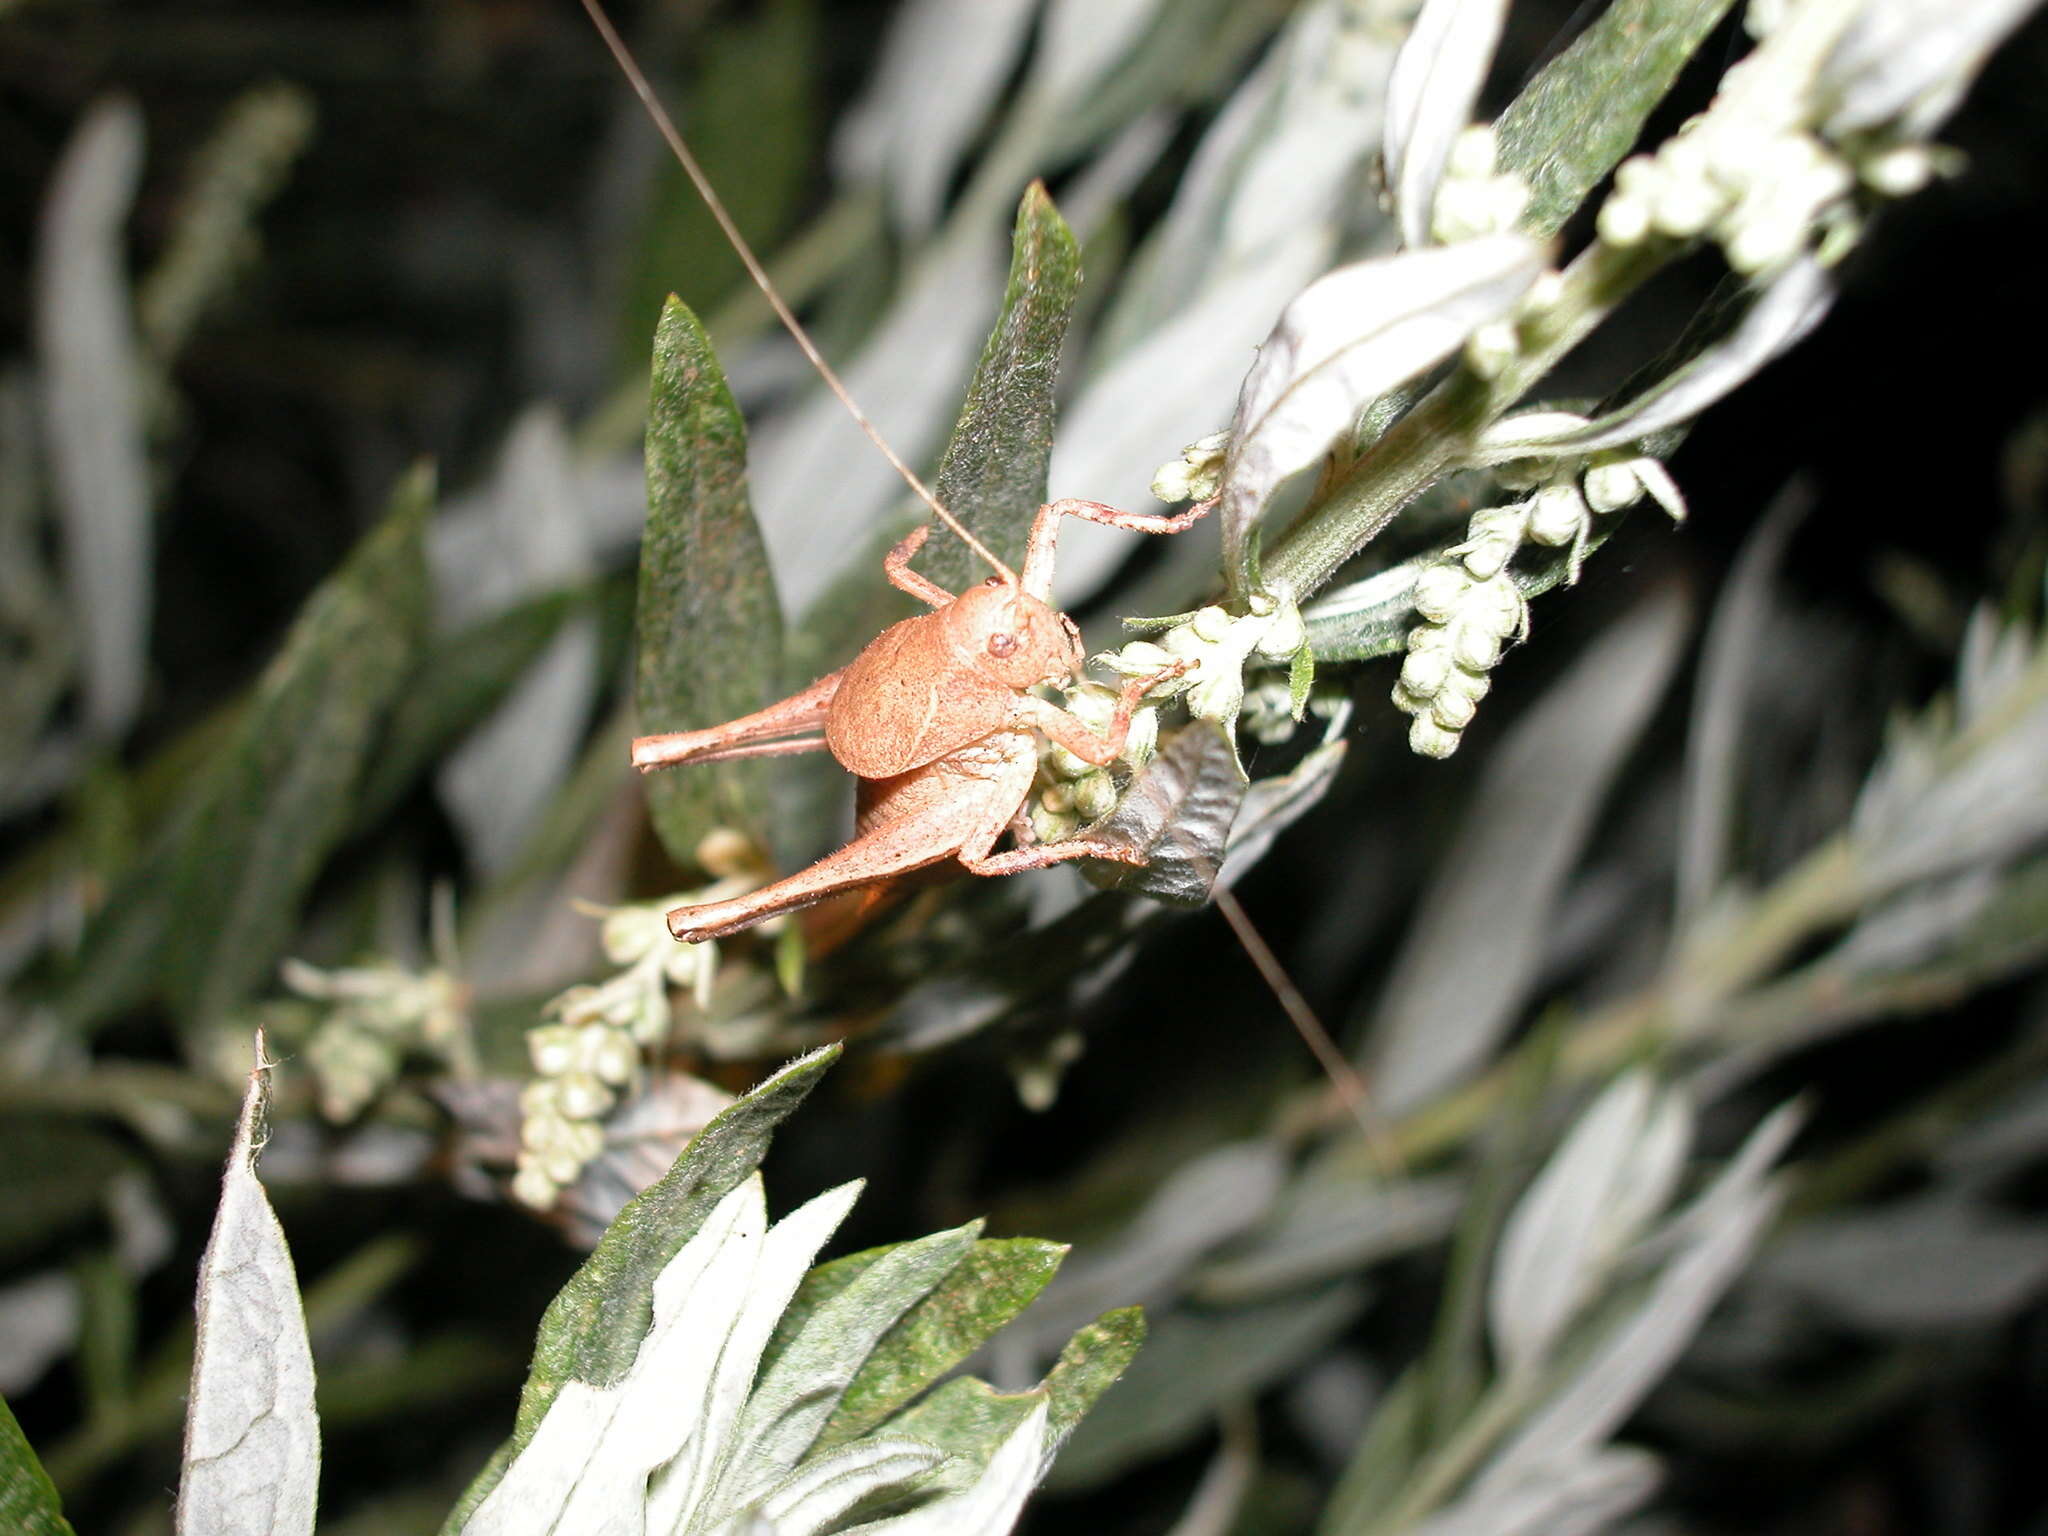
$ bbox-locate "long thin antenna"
[579,0,1019,587]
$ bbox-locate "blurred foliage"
[2,1,2048,1533]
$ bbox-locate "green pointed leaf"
[914,182,1082,595]
[353,585,592,830]
[867,1306,1144,1504]
[1047,1286,1364,1491]
[441,1044,839,1533]
[0,1393,74,1536]
[636,296,785,866]
[1497,0,1739,237]
[812,1236,1068,1452]
[1041,1305,1147,1449]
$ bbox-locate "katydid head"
[945,578,1084,689]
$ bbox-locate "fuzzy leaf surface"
[442,1044,839,1532]
[917,183,1082,594]
[0,1392,73,1535]
[1496,0,1739,237]
[1384,0,1512,248]
[1218,237,1542,596]
[811,1237,1068,1452]
[715,1220,982,1513]
[637,296,785,866]
[177,1048,319,1536]
[1082,722,1246,905]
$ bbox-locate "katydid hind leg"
[631,668,843,773]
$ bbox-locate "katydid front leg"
[1020,496,1217,600]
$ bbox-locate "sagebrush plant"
[3,0,2046,1532]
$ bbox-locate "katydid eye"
[986,632,1019,659]
[983,576,1005,588]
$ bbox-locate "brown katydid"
[633,500,1211,942]
[577,1,1220,945]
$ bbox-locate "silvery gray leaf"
[1954,603,2036,726]
[1192,1173,1462,1303]
[1219,235,1542,590]
[177,1043,320,1536]
[833,0,1042,235]
[751,1439,947,1533]
[1383,0,1513,248]
[34,96,151,740]
[1676,487,1805,927]
[1471,1102,1799,1494]
[1852,670,2048,893]
[846,1400,1047,1535]
[1936,1070,2048,1181]
[1763,1192,2048,1330]
[1483,256,1834,456]
[708,1221,980,1520]
[0,1270,80,1397]
[1820,0,2038,138]
[1489,1073,1694,1377]
[1823,867,2000,976]
[437,406,599,874]
[465,1178,772,1535]
[1027,0,1171,104]
[649,1181,865,1534]
[1367,589,1692,1112]
[1411,1448,1660,1536]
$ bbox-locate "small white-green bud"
[1123,705,1160,767]
[590,1029,638,1086]
[1450,622,1503,671]
[1253,599,1305,660]
[511,1159,558,1211]
[600,907,657,966]
[1030,802,1079,845]
[1039,780,1076,815]
[1409,716,1462,759]
[1861,144,1935,197]
[1527,483,1589,546]
[1582,460,1642,513]
[1412,564,1471,622]
[1431,687,1480,730]
[1071,771,1119,821]
[1447,124,1498,180]
[1400,645,1452,697]
[1597,191,1652,248]
[557,1070,614,1123]
[528,1023,577,1077]
[1187,666,1246,725]
[539,1144,585,1187]
[1190,605,1235,644]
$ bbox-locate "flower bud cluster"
[1393,546,1528,760]
[1102,588,1308,730]
[285,957,467,1122]
[1431,126,1531,245]
[1151,430,1230,505]
[1030,681,1153,844]
[512,847,763,1210]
